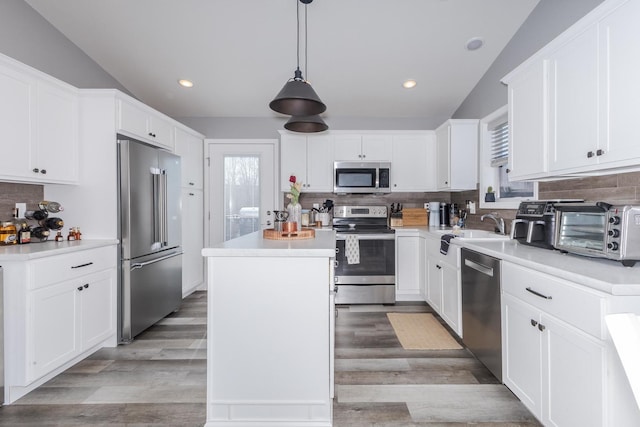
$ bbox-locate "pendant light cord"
[304,3,308,83]
[296,0,301,78]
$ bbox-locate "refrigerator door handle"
[151,167,162,250]
[130,251,184,271]
[159,170,168,247]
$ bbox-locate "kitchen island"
[202,230,336,427]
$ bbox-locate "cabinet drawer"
[30,246,117,290]
[502,262,605,339]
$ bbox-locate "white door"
[207,140,277,245]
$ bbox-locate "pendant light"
[284,114,328,133]
[269,0,326,117]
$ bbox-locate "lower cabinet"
[395,234,426,301]
[181,188,204,296]
[503,292,605,426]
[425,240,461,336]
[4,245,117,404]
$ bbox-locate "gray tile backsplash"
[0,182,44,220]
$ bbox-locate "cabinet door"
[440,263,460,336]
[396,236,425,300]
[306,134,334,192]
[507,61,548,180]
[0,65,33,180]
[542,315,605,427]
[182,188,205,295]
[426,258,443,312]
[448,121,478,190]
[547,27,599,172]
[35,80,79,183]
[361,134,392,161]
[333,134,362,160]
[80,270,116,350]
[502,294,542,418]
[598,0,640,165]
[118,99,148,139]
[29,281,80,382]
[391,134,436,191]
[280,134,307,192]
[175,128,204,188]
[435,125,450,190]
[148,114,174,149]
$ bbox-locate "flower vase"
[287,202,302,231]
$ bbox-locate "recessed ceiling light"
[178,79,194,88]
[403,80,417,89]
[466,37,484,51]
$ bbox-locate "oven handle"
[336,234,396,241]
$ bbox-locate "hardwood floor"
[0,292,541,426]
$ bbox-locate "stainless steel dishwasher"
[460,248,502,381]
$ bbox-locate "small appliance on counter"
[510,200,582,249]
[554,202,640,267]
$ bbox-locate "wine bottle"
[43,217,64,230]
[31,226,50,241]
[25,210,48,221]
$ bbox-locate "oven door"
[554,206,607,255]
[334,234,395,283]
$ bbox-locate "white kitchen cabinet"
[181,188,204,296]
[3,244,118,404]
[504,0,640,179]
[391,133,437,191]
[395,233,426,301]
[174,127,204,189]
[280,132,333,192]
[502,262,606,426]
[333,133,392,161]
[118,98,174,149]
[424,238,461,336]
[0,54,79,184]
[435,120,478,191]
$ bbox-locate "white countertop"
[0,239,119,261]
[202,228,336,258]
[455,239,640,296]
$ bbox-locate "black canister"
[439,203,450,227]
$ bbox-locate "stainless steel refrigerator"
[117,137,183,343]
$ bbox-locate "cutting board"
[401,208,428,226]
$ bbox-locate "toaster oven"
[554,203,640,267]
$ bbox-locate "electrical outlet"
[468,201,476,214]
[15,202,27,218]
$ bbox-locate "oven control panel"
[333,205,388,218]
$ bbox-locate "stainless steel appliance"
[461,248,502,381]
[510,200,582,249]
[333,161,391,194]
[0,266,3,406]
[117,137,183,343]
[333,205,395,304]
[554,202,640,267]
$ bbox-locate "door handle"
[526,287,552,300]
[131,251,183,270]
[464,258,494,277]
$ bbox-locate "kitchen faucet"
[481,212,506,235]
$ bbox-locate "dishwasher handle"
[464,258,494,277]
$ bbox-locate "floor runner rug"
[387,313,462,350]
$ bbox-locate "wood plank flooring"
[0,292,541,426]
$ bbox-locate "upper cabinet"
[503,0,640,180]
[174,127,204,189]
[117,98,174,149]
[333,134,392,161]
[0,55,79,185]
[280,132,334,192]
[391,133,437,192]
[435,119,478,191]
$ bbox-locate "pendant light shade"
[269,0,327,122]
[284,114,328,133]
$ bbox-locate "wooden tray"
[263,228,316,240]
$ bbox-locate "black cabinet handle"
[530,319,538,327]
[596,149,604,156]
[77,286,83,291]
[538,323,546,332]
[587,151,594,158]
[33,168,39,173]
[71,262,94,269]
[84,283,89,289]
[41,169,47,174]
[526,287,552,300]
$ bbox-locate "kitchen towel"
[345,234,360,264]
[440,234,456,255]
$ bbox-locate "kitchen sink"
[431,228,510,240]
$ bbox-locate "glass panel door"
[223,155,260,241]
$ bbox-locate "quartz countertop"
[202,229,336,258]
[0,239,119,261]
[455,239,640,296]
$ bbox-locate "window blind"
[490,121,509,167]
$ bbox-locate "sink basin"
[431,228,510,240]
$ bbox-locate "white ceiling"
[25,0,539,121]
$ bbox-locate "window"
[479,105,537,209]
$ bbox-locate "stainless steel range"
[333,205,395,304]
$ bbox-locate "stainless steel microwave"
[554,203,640,267]
[333,161,391,194]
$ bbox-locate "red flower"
[289,175,297,184]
